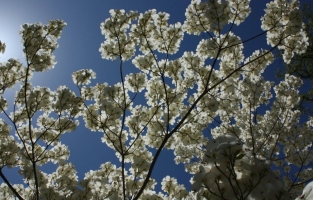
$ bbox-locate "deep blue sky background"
[0,0,311,193]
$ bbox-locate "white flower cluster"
[160,176,188,199]
[99,9,138,61]
[192,135,292,200]
[196,32,243,61]
[184,0,250,35]
[228,0,251,25]
[130,9,184,55]
[125,72,147,92]
[0,119,19,168]
[20,20,66,71]
[72,69,96,85]
[52,86,84,116]
[261,0,308,63]
[242,49,274,80]
[0,59,26,94]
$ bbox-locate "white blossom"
[0,1,311,199]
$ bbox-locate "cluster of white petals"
[99,9,138,61]
[196,32,243,61]
[183,0,250,35]
[72,69,96,85]
[0,0,312,199]
[130,9,184,55]
[0,59,26,94]
[261,0,308,63]
[20,20,66,71]
[125,73,147,92]
[192,135,292,199]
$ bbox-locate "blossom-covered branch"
[0,0,312,199]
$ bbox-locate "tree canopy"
[276,2,313,116]
[0,0,312,199]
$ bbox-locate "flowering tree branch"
[0,0,312,199]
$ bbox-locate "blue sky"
[0,0,311,193]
